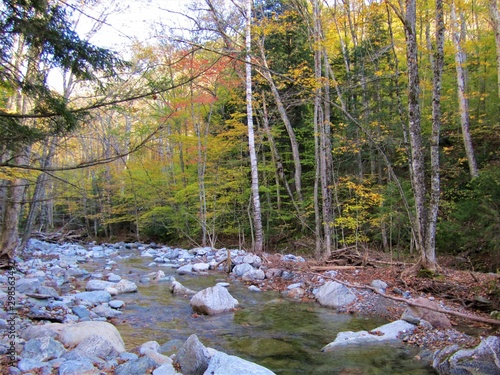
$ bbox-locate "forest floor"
[254,247,500,351]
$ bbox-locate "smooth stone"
[242,269,266,281]
[58,321,126,353]
[204,351,276,375]
[73,333,121,359]
[85,280,115,291]
[73,291,111,305]
[107,273,121,282]
[170,280,196,296]
[177,264,193,275]
[109,300,125,309]
[193,263,210,272]
[92,303,123,318]
[190,285,239,315]
[315,281,356,309]
[232,263,253,277]
[152,363,177,375]
[321,320,416,351]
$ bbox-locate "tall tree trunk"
[0,36,40,265]
[451,1,479,179]
[246,0,263,254]
[313,0,332,258]
[426,0,445,270]
[490,0,500,100]
[396,0,438,271]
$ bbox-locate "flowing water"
[86,254,435,374]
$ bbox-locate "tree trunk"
[401,0,437,271]
[490,0,500,100]
[451,1,479,179]
[426,0,445,270]
[246,0,263,254]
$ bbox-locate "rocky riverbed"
[0,239,499,374]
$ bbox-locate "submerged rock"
[321,320,416,351]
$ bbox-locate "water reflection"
[88,254,434,374]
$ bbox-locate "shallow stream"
[86,253,435,374]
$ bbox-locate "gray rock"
[17,358,48,372]
[59,359,100,375]
[22,337,66,361]
[73,290,111,305]
[113,279,137,294]
[170,280,197,296]
[315,281,356,309]
[177,264,193,275]
[58,321,126,353]
[74,334,121,359]
[193,263,210,272]
[71,305,90,319]
[204,351,276,375]
[433,336,500,375]
[119,352,139,361]
[243,254,262,268]
[109,300,125,309]
[16,278,41,294]
[321,320,416,351]
[107,273,122,282]
[153,363,178,375]
[371,279,388,293]
[141,348,173,365]
[115,356,157,375]
[85,279,115,291]
[242,269,266,281]
[248,285,261,292]
[232,263,253,277]
[190,285,239,315]
[140,341,161,353]
[92,303,123,318]
[174,334,211,375]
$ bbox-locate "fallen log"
[310,272,500,326]
[311,265,365,271]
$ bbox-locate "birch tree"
[450,1,479,179]
[245,0,264,253]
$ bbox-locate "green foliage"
[437,167,500,271]
[139,207,177,242]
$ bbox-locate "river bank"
[1,239,498,374]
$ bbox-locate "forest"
[0,0,499,273]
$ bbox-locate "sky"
[75,0,193,51]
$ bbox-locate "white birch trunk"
[451,1,479,179]
[246,0,263,253]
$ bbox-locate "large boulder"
[321,320,416,351]
[315,281,356,309]
[402,297,452,329]
[58,321,126,353]
[190,285,239,315]
[204,351,276,375]
[432,336,500,375]
[174,334,211,375]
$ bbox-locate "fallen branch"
[311,265,365,271]
[310,272,500,326]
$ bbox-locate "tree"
[245,0,264,253]
[0,0,122,266]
